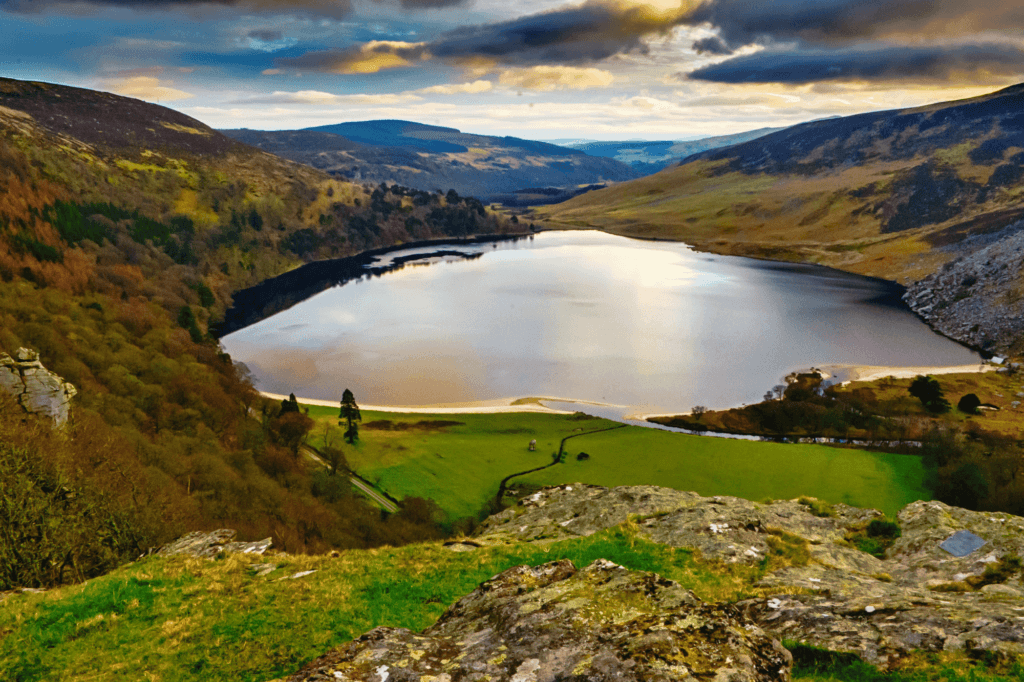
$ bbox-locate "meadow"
[304,404,929,520]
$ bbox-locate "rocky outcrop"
[0,348,77,426]
[904,223,1024,353]
[155,529,272,558]
[476,485,1024,667]
[287,558,792,682]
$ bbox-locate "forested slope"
[0,78,519,588]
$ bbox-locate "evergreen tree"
[339,389,361,444]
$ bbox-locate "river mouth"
[222,230,980,414]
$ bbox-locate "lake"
[221,230,979,415]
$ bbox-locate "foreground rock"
[0,348,77,426]
[288,558,791,682]
[478,485,1024,667]
[155,529,272,558]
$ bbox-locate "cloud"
[100,75,195,101]
[687,42,1024,84]
[498,65,615,90]
[415,80,494,94]
[691,36,732,55]
[280,0,694,73]
[231,90,422,104]
[683,0,1024,51]
[372,0,469,7]
[0,0,356,18]
[279,40,427,74]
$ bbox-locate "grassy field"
[2,525,1020,682]
[303,405,929,520]
[0,527,761,682]
[516,427,928,517]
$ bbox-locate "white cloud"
[101,75,194,102]
[498,66,615,91]
[415,80,494,95]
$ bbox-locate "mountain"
[566,127,785,174]
[537,83,1024,353]
[0,76,521,577]
[220,120,643,202]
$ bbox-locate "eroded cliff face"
[476,486,1024,667]
[0,348,76,426]
[904,224,1024,355]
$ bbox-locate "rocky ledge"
[904,224,1024,354]
[0,347,77,426]
[287,558,791,682]
[476,485,1024,667]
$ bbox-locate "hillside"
[221,120,642,203]
[0,77,523,580]
[537,84,1024,351]
[4,486,1024,681]
[567,126,784,174]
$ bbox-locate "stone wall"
[0,348,77,426]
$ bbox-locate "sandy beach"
[266,361,999,420]
[261,392,577,415]
[813,361,996,385]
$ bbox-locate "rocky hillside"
[538,84,1024,353]
[477,485,1024,667]
[221,120,641,203]
[5,484,1024,681]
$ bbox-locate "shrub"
[958,393,981,415]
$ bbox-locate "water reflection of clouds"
[222,230,979,412]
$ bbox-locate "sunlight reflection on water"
[222,230,979,413]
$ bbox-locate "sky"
[2,0,1024,141]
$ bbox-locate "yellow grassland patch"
[160,121,212,137]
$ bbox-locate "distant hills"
[539,83,1024,353]
[221,120,642,203]
[564,127,784,174]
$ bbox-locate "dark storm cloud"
[386,0,468,7]
[684,0,1024,50]
[0,0,469,18]
[279,0,690,72]
[691,36,732,55]
[687,42,1024,84]
[248,28,284,41]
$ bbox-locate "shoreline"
[264,359,998,419]
[261,392,577,415]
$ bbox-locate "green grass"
[2,524,1019,682]
[0,526,763,682]
[509,427,927,517]
[305,407,617,519]
[302,406,928,519]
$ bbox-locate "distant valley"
[220,120,785,205]
[564,127,784,175]
[221,120,640,204]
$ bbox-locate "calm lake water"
[221,230,979,415]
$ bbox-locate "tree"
[339,388,362,444]
[772,384,786,400]
[280,392,300,414]
[958,393,981,415]
[691,405,708,421]
[909,375,950,413]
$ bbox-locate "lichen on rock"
[476,485,1024,668]
[287,558,791,682]
[0,347,77,426]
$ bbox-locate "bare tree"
[691,405,708,421]
[772,384,787,400]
